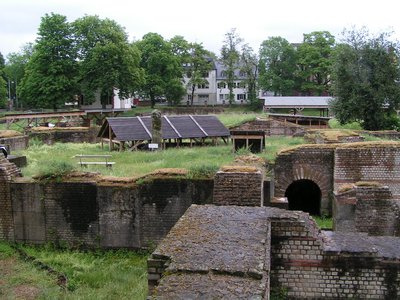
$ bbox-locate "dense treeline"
[1,13,400,130]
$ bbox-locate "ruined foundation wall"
[270,211,400,299]
[334,185,400,236]
[334,146,400,196]
[27,127,99,145]
[274,147,335,215]
[231,119,305,137]
[5,178,213,248]
[0,135,29,151]
[213,170,263,206]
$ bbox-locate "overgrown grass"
[0,241,148,299]
[216,113,262,128]
[260,136,306,162]
[17,143,237,179]
[328,118,363,130]
[16,135,307,179]
[313,216,333,229]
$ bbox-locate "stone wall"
[0,135,29,151]
[148,205,400,299]
[333,185,400,236]
[27,127,99,145]
[270,211,400,299]
[213,168,264,206]
[274,146,335,215]
[0,154,21,241]
[5,178,213,248]
[231,118,305,137]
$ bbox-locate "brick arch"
[274,165,333,215]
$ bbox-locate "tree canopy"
[297,31,335,95]
[73,15,143,108]
[220,28,243,105]
[258,36,297,96]
[330,28,400,130]
[136,33,183,108]
[19,13,78,109]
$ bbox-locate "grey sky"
[1,0,399,59]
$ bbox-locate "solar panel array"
[98,115,230,142]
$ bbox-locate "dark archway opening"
[285,179,321,215]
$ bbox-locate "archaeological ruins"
[0,117,400,298]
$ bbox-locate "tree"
[4,43,34,109]
[258,36,297,96]
[185,42,213,106]
[220,28,242,105]
[73,15,144,108]
[19,13,78,109]
[136,33,183,108]
[330,28,400,130]
[240,44,259,107]
[297,31,335,95]
[0,52,7,108]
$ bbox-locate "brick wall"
[270,211,400,299]
[213,169,263,206]
[0,154,21,241]
[334,185,400,236]
[148,206,400,299]
[27,127,99,145]
[231,119,305,137]
[274,147,335,215]
[334,146,400,196]
[0,135,29,151]
[4,178,213,248]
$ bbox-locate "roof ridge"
[189,115,208,137]
[137,116,152,139]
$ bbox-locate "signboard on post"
[148,143,159,150]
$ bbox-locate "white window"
[218,82,226,89]
[188,94,192,101]
[197,82,209,89]
[237,94,247,100]
[199,94,209,101]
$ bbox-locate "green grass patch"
[260,136,306,162]
[313,216,333,229]
[328,118,363,130]
[216,113,261,128]
[0,241,148,299]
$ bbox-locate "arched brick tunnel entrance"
[285,179,321,215]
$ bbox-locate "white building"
[182,59,254,106]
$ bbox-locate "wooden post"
[108,125,112,152]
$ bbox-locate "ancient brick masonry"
[274,146,335,215]
[334,185,400,236]
[213,167,264,206]
[0,153,21,240]
[148,205,400,299]
[0,135,29,151]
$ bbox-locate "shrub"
[187,164,219,179]
[35,160,76,180]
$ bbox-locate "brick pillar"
[0,153,22,241]
[213,166,264,206]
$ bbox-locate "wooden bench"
[75,154,115,168]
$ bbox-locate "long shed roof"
[98,115,230,142]
[263,96,332,108]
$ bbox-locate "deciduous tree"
[73,15,143,108]
[297,31,335,95]
[19,13,78,109]
[220,28,242,105]
[258,36,297,96]
[330,28,400,130]
[240,44,259,107]
[136,33,183,108]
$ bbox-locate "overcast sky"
[1,0,399,59]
